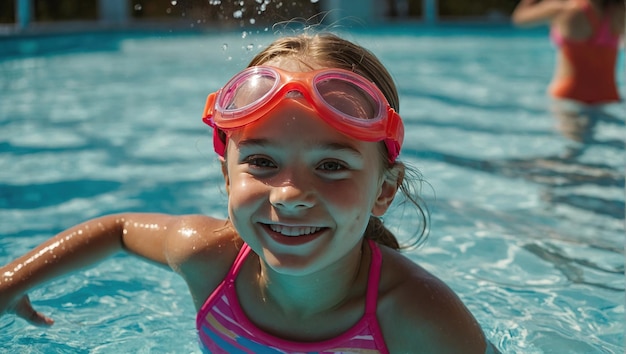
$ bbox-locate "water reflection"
[551,101,624,149]
[523,242,624,292]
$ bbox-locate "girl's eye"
[318,160,346,171]
[244,156,276,168]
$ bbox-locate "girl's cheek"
[323,179,372,208]
[228,176,266,207]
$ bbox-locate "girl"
[1,33,495,353]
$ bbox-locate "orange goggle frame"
[202,66,404,162]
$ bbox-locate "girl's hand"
[7,295,54,326]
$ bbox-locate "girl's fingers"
[14,295,54,326]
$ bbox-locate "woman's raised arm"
[512,0,569,26]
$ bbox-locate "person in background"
[0,32,499,353]
[512,0,624,145]
[512,0,624,105]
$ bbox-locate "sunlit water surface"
[0,25,623,353]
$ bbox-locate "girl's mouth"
[268,224,323,237]
[262,223,327,245]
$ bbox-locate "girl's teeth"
[269,224,321,236]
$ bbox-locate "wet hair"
[247,33,399,111]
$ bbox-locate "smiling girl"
[1,32,497,353]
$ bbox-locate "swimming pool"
[0,25,623,353]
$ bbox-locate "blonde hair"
[241,33,429,250]
[248,33,399,111]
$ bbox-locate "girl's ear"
[221,160,230,195]
[372,163,404,216]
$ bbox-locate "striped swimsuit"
[196,239,389,353]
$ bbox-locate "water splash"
[201,0,324,64]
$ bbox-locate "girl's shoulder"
[376,246,487,353]
[163,215,243,308]
[164,214,242,260]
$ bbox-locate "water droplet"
[171,0,177,5]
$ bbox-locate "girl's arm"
[0,213,205,325]
[511,0,569,26]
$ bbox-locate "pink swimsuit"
[196,239,389,353]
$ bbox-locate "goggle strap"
[384,107,403,163]
[203,92,217,119]
[212,125,226,160]
[386,107,404,145]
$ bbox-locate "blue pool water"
[0,25,624,353]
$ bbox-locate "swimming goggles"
[202,66,404,162]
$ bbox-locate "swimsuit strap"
[551,0,620,48]
[582,1,620,47]
[228,240,381,315]
[364,239,382,314]
[550,0,593,47]
[224,243,252,285]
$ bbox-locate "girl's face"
[222,61,397,275]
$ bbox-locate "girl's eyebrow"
[236,138,271,150]
[316,142,364,159]
[237,139,363,158]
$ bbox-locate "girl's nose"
[269,175,315,212]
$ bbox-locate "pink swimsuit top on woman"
[196,239,389,354]
[549,0,621,104]
[550,1,620,48]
